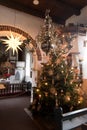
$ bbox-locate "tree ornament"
[56,59,61,64]
[50,87,56,95]
[48,70,53,76]
[65,95,71,102]
[56,74,60,80]
[45,92,48,96]
[78,96,83,104]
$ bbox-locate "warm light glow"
[78,97,83,104]
[0,84,5,89]
[36,89,40,92]
[65,96,70,102]
[2,32,23,54]
[55,93,57,96]
[33,0,39,5]
[45,82,48,85]
[39,94,41,98]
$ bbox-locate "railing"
[54,107,87,130]
[0,82,30,97]
[1,83,87,129]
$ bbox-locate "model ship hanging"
[36,9,74,55]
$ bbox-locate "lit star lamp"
[2,32,23,54]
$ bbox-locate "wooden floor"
[0,95,85,130]
[0,95,41,130]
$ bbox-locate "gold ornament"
[45,92,48,97]
[78,96,83,104]
[49,70,53,76]
[56,74,60,80]
[56,59,61,64]
[50,87,57,95]
[65,95,70,102]
[65,92,71,102]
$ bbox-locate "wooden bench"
[54,107,87,130]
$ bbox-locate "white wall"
[65,6,87,79]
[66,6,87,25]
[0,4,45,86]
[0,5,43,40]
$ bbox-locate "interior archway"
[0,25,42,61]
[0,25,41,83]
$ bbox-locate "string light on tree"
[29,10,84,115]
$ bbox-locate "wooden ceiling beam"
[0,0,66,24]
[55,0,81,16]
[0,0,86,24]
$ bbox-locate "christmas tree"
[29,10,84,115]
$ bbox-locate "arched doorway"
[0,25,41,85]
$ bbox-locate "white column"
[25,52,34,103]
[25,52,31,82]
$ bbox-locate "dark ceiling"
[0,0,87,24]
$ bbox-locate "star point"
[2,32,23,55]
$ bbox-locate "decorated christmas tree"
[29,10,84,115]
